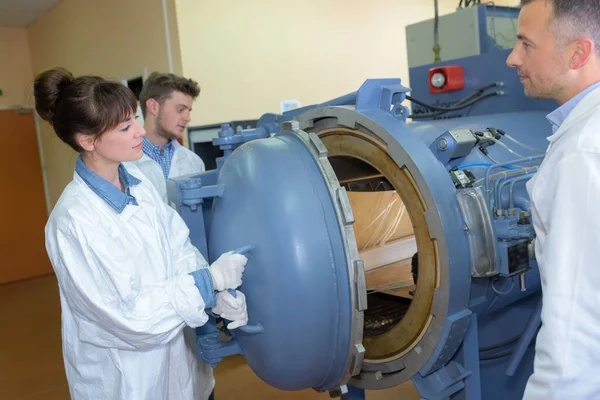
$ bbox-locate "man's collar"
[546,81,600,134]
[142,137,175,153]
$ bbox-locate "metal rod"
[485,156,544,211]
[339,174,385,185]
[505,299,542,376]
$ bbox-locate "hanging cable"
[407,83,502,113]
[406,81,503,119]
[433,0,441,62]
[457,82,502,105]
[492,277,515,295]
[410,92,502,119]
[485,152,501,164]
[503,134,546,154]
[488,136,525,158]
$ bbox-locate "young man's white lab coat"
[134,140,206,203]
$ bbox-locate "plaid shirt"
[142,137,176,179]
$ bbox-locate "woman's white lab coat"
[45,164,212,400]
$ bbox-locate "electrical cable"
[503,134,546,154]
[472,165,539,186]
[491,277,514,295]
[485,152,501,164]
[479,335,520,352]
[480,340,536,361]
[407,82,501,114]
[488,136,525,158]
[407,83,502,112]
[410,92,502,119]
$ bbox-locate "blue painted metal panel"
[408,49,556,118]
[479,346,536,400]
[206,133,353,391]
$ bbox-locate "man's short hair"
[520,0,600,52]
[139,72,200,117]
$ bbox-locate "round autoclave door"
[208,124,366,393]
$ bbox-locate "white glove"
[213,290,248,330]
[208,251,247,291]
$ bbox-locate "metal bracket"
[349,344,366,377]
[180,178,225,211]
[329,385,349,398]
[355,79,410,113]
[336,187,355,225]
[330,385,366,399]
[420,309,472,376]
[353,260,367,312]
[308,131,329,158]
[412,361,471,400]
[194,317,242,368]
[213,123,270,157]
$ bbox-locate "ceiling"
[0,0,61,28]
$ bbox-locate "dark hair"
[138,72,200,118]
[34,67,137,152]
[520,0,600,50]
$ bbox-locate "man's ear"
[146,98,160,116]
[570,38,594,70]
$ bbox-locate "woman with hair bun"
[37,67,248,400]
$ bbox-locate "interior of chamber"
[329,156,419,339]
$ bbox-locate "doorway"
[0,109,52,283]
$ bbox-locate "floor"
[0,275,420,400]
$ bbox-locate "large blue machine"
[168,4,556,399]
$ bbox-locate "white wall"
[175,0,521,125]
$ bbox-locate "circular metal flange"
[280,122,367,389]
[316,127,436,361]
[296,106,471,389]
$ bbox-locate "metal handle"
[224,245,263,334]
[233,244,254,256]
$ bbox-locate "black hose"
[406,82,502,112]
[457,82,501,104]
[479,335,520,352]
[480,341,536,361]
[410,92,502,119]
[406,95,454,111]
[479,349,513,361]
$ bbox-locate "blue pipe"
[505,298,542,376]
[494,167,539,211]
[457,163,519,170]
[513,196,530,212]
[484,155,545,211]
[458,162,493,169]
[495,171,537,210]
[494,171,515,210]
[509,175,534,209]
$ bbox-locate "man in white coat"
[506,0,600,398]
[132,72,214,399]
[134,72,206,203]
